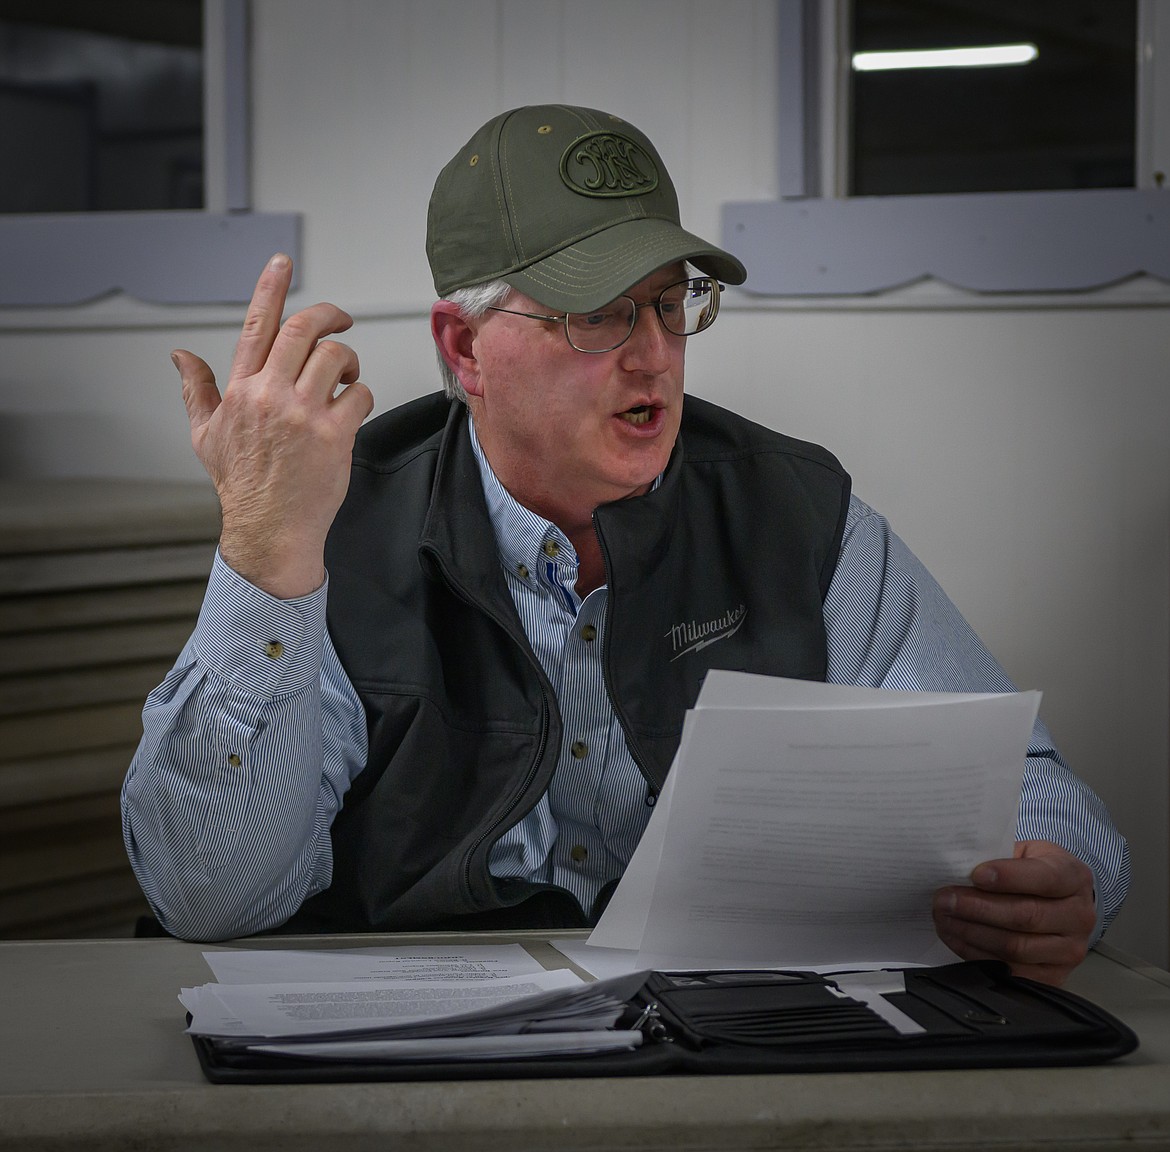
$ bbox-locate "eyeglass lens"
[564,278,719,352]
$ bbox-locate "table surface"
[2,932,1169,1152]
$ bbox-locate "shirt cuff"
[191,550,328,698]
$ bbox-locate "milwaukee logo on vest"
[666,604,747,661]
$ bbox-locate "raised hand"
[175,254,374,598]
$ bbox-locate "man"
[122,105,1127,985]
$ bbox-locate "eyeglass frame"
[485,276,723,354]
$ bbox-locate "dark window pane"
[850,0,1136,196]
[0,0,203,213]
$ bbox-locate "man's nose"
[620,302,673,372]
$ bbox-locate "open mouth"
[619,405,654,426]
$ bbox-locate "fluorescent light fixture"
[852,44,1039,71]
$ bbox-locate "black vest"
[290,393,850,932]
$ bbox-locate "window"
[850,0,1137,196]
[721,0,1170,298]
[0,1,205,213]
[0,0,300,309]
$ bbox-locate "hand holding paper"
[933,839,1098,985]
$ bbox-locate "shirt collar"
[467,415,579,601]
[467,413,664,604]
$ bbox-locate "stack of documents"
[183,945,647,1062]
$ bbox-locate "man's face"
[465,263,688,528]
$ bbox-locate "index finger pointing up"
[230,253,295,380]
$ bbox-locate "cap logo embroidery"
[560,131,659,198]
[666,604,747,661]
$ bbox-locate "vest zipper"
[460,685,551,905]
[591,513,655,789]
[421,549,558,907]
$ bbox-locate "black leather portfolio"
[191,959,1138,1084]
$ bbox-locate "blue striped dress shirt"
[122,424,1130,942]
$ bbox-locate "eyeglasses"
[487,276,722,354]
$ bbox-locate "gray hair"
[436,279,513,404]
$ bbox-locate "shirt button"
[570,844,588,864]
[542,539,560,558]
[516,563,530,579]
[580,624,597,642]
[264,640,284,660]
[570,740,588,759]
[227,754,242,768]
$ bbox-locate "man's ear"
[431,302,483,398]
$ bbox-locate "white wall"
[1,0,1166,965]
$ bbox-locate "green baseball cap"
[426,104,747,312]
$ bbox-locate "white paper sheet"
[184,969,585,1038]
[248,1030,642,1062]
[202,944,544,985]
[590,672,1039,969]
[549,938,930,981]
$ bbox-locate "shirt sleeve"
[120,551,368,941]
[822,496,1130,941]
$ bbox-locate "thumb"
[172,349,221,436]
